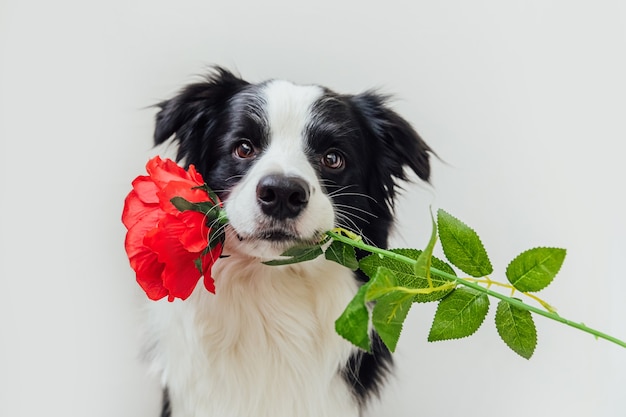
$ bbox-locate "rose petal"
[177,211,210,253]
[124,209,163,259]
[158,180,211,215]
[134,254,168,301]
[131,175,160,204]
[144,215,203,300]
[203,274,216,294]
[146,156,197,189]
[201,243,222,294]
[124,209,169,300]
[187,164,207,187]
[122,189,160,230]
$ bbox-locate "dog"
[144,67,432,417]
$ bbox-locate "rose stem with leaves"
[326,230,626,349]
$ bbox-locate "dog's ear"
[350,91,432,206]
[153,67,249,162]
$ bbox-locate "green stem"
[326,231,626,349]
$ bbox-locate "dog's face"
[154,68,431,258]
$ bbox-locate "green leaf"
[359,249,456,303]
[193,184,220,205]
[335,281,372,352]
[340,266,413,352]
[262,244,324,266]
[414,209,438,287]
[495,300,537,359]
[170,196,197,212]
[371,289,414,353]
[437,209,493,277]
[506,247,566,292]
[170,196,222,222]
[206,223,225,250]
[194,256,203,274]
[365,266,398,301]
[325,240,359,270]
[428,287,490,342]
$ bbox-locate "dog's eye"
[322,150,344,170]
[234,140,256,159]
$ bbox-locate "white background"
[1,1,625,416]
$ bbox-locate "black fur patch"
[160,388,171,417]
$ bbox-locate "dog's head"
[154,67,431,258]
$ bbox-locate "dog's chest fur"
[146,253,360,417]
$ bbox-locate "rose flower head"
[122,156,225,301]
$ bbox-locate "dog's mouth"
[234,226,322,246]
[240,229,298,242]
[260,230,300,242]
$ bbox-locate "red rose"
[122,156,223,301]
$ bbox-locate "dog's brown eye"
[234,140,256,159]
[322,150,344,170]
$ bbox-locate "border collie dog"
[146,67,432,417]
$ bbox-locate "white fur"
[145,80,362,416]
[146,256,360,417]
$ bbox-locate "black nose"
[256,175,310,219]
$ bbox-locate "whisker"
[322,183,379,203]
[335,212,365,236]
[335,208,372,225]
[332,204,378,218]
[327,188,359,198]
[322,183,354,192]
[328,191,379,204]
[335,217,377,248]
[224,174,244,183]
[317,178,349,188]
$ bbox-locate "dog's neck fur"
[146,247,361,417]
